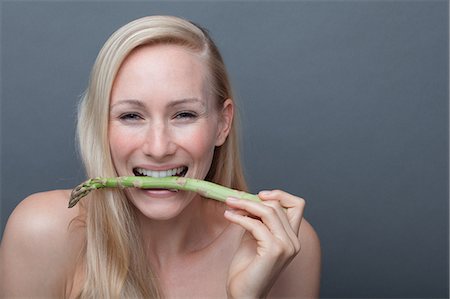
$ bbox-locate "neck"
[136,195,228,269]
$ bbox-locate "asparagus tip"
[68,178,98,208]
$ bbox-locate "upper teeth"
[135,167,185,178]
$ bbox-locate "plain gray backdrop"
[1,1,448,298]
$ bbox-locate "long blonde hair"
[76,16,247,298]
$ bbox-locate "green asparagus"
[68,176,261,208]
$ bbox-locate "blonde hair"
[76,15,247,298]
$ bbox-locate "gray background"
[1,1,448,298]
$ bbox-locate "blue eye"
[119,113,143,121]
[175,111,197,120]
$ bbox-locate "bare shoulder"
[270,219,321,299]
[0,190,85,298]
[3,190,82,243]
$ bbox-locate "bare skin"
[0,189,320,298]
[1,44,321,298]
[0,190,84,298]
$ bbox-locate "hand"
[223,190,305,299]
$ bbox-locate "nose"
[142,122,176,159]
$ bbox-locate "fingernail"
[224,210,236,217]
[227,197,239,202]
[259,190,271,196]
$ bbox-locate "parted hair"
[76,15,247,298]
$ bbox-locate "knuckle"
[247,217,266,231]
[264,200,282,210]
[244,214,258,224]
[295,197,306,208]
[271,239,297,257]
[271,189,284,197]
[293,239,301,253]
[282,243,296,257]
[261,206,277,218]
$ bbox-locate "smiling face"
[109,44,233,220]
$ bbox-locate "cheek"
[175,123,217,159]
[109,125,140,165]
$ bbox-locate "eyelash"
[175,111,198,120]
[117,111,198,122]
[119,113,143,121]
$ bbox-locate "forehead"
[112,44,209,93]
[123,43,204,70]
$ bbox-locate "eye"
[119,113,143,121]
[175,111,198,120]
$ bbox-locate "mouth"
[132,166,188,178]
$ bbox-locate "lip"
[138,188,180,199]
[129,164,189,196]
[133,164,187,171]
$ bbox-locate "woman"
[0,16,320,298]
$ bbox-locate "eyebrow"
[110,98,205,110]
[110,99,145,110]
[168,98,205,108]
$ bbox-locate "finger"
[223,209,273,243]
[261,200,300,251]
[225,197,291,242]
[258,190,305,235]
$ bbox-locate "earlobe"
[215,99,234,146]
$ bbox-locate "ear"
[215,99,234,147]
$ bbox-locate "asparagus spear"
[68,176,261,208]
